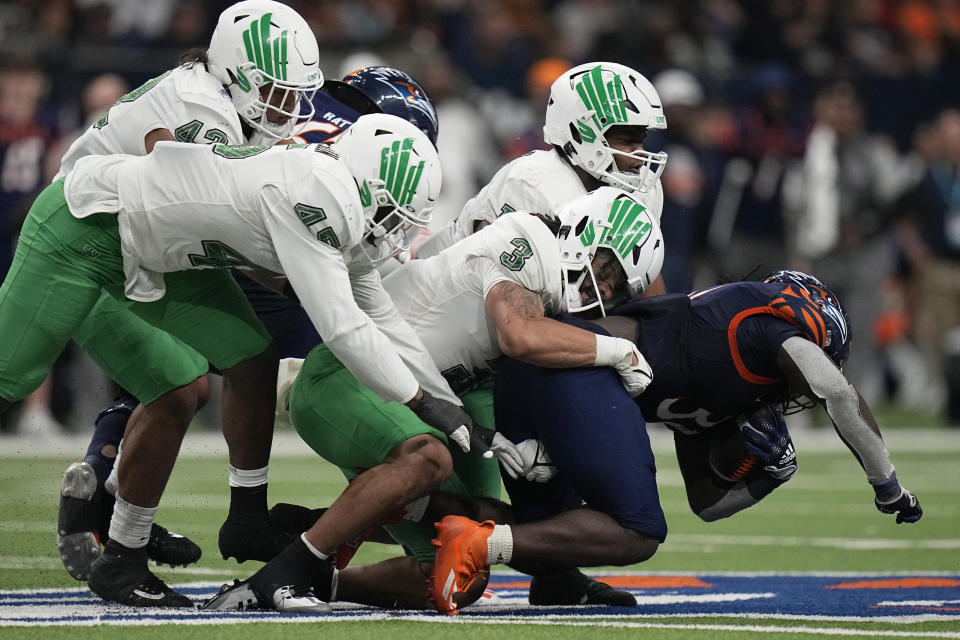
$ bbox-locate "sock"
[300,533,330,560]
[83,398,133,489]
[486,524,513,565]
[108,496,156,549]
[229,464,268,488]
[226,484,269,525]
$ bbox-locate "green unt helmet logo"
[380,138,425,207]
[574,65,629,141]
[581,198,652,259]
[242,13,289,81]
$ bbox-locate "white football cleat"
[272,585,332,613]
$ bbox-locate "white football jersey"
[419,148,664,258]
[383,211,562,394]
[57,64,244,178]
[64,141,428,404]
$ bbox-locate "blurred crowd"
[2,0,960,434]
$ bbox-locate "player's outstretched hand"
[410,389,474,453]
[876,487,923,524]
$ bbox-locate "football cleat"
[270,585,331,613]
[268,503,324,536]
[87,541,194,608]
[248,537,334,614]
[429,516,493,615]
[146,523,202,568]
[528,569,637,607]
[57,461,101,581]
[200,580,260,611]
[218,519,294,563]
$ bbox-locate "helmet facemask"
[230,67,320,142]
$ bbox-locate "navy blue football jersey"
[612,282,810,434]
[292,91,362,143]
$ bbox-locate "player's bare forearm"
[487,281,598,367]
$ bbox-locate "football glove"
[472,429,524,473]
[595,335,654,397]
[515,438,558,483]
[738,405,797,482]
[873,474,923,524]
[410,390,475,453]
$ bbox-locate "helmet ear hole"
[568,122,582,145]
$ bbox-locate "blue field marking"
[1,574,958,626]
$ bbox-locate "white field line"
[5,613,959,637]
[6,428,960,460]
[665,534,960,551]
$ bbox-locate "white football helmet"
[207,0,323,142]
[557,186,664,316]
[334,113,441,264]
[544,62,668,193]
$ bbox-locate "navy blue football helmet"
[324,66,439,147]
[763,269,851,368]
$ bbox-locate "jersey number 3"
[500,237,533,272]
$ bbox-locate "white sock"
[403,496,429,522]
[108,496,157,549]
[300,533,329,560]
[229,464,268,488]
[486,524,513,565]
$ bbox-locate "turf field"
[1,425,958,639]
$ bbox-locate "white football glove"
[595,335,653,397]
[515,438,558,482]
[482,432,525,479]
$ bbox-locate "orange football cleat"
[429,516,493,615]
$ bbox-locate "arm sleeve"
[262,190,419,404]
[349,265,462,405]
[780,335,895,482]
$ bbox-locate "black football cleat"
[88,541,194,608]
[268,503,325,536]
[528,568,637,607]
[218,518,294,563]
[146,523,202,568]
[57,461,102,581]
[248,537,333,613]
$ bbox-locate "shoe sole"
[57,462,99,581]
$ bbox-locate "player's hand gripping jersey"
[383,211,563,394]
[420,148,664,258]
[64,141,420,404]
[57,65,244,178]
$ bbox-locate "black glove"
[875,489,923,524]
[739,404,797,481]
[872,472,923,524]
[409,390,474,453]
